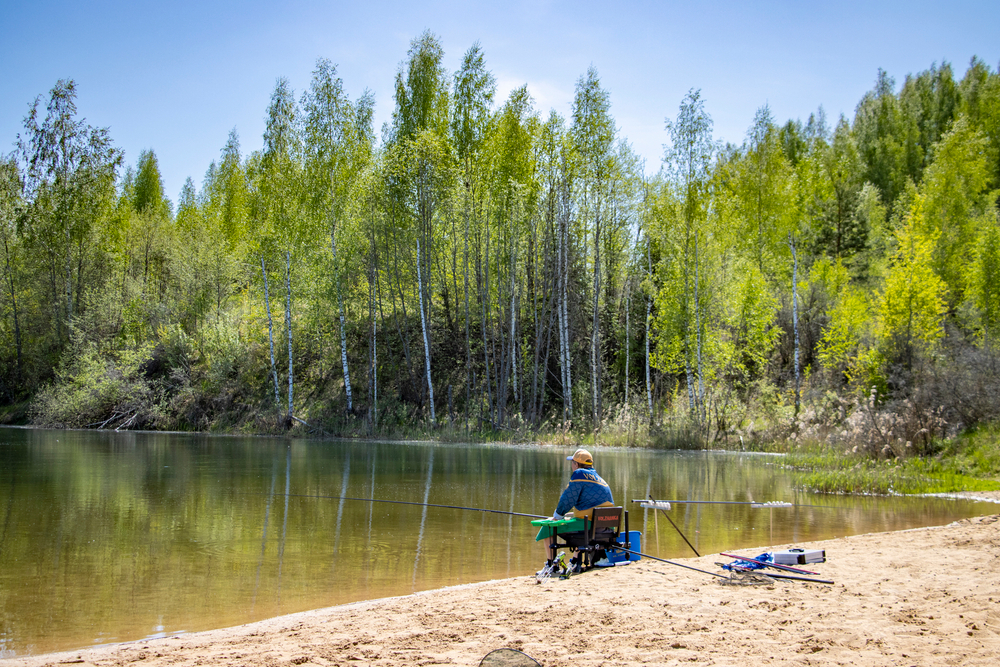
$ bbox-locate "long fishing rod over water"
[632,499,835,509]
[248,492,549,519]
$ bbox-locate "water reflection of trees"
[0,430,988,656]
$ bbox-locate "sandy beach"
[8,495,999,667]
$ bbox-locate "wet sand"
[8,496,999,667]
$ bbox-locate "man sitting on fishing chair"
[537,448,615,575]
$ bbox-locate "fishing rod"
[645,495,700,557]
[247,492,549,519]
[751,571,834,585]
[611,546,728,580]
[632,499,833,509]
[612,545,834,584]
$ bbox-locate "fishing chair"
[550,506,628,572]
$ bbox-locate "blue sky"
[2,0,997,203]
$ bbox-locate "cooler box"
[608,531,641,563]
[773,548,825,565]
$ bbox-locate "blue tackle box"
[607,531,641,563]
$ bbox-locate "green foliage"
[967,208,1000,337]
[726,263,780,383]
[815,258,876,381]
[878,200,948,352]
[6,47,1000,471]
[31,339,158,428]
[725,105,797,275]
[915,117,994,302]
[935,422,1000,477]
[789,436,1000,495]
[809,117,867,263]
[133,149,170,217]
[854,69,908,206]
[392,31,450,142]
[451,42,496,168]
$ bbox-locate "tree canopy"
[2,46,999,446]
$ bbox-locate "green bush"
[31,341,159,429]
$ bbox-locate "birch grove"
[7,43,1000,446]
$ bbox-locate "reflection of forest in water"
[0,427,990,657]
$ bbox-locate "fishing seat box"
[607,531,641,564]
[773,548,825,565]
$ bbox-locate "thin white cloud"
[494,75,573,119]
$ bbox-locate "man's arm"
[554,477,583,517]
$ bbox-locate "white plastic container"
[773,548,826,565]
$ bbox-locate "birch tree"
[254,77,304,425]
[17,79,121,343]
[389,31,452,425]
[303,58,375,414]
[200,130,246,323]
[0,159,24,382]
[571,67,616,428]
[663,89,714,422]
[452,42,496,429]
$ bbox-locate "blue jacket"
[555,467,614,518]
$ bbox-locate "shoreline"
[8,509,999,667]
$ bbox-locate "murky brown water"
[0,427,991,657]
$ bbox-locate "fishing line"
[248,492,548,519]
[649,494,700,557]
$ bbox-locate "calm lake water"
[0,427,992,657]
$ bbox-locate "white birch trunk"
[563,223,572,417]
[510,279,519,407]
[261,256,281,411]
[284,251,293,422]
[645,298,653,418]
[557,231,566,420]
[2,235,23,377]
[790,234,800,417]
[645,230,654,421]
[331,226,353,412]
[625,282,630,406]
[371,264,378,428]
[559,187,573,420]
[481,219,493,425]
[463,188,471,432]
[416,236,436,425]
[558,207,572,422]
[683,261,695,416]
[65,228,72,326]
[509,221,520,414]
[591,207,600,427]
[694,236,705,425]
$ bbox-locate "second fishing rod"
[249,491,549,519]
